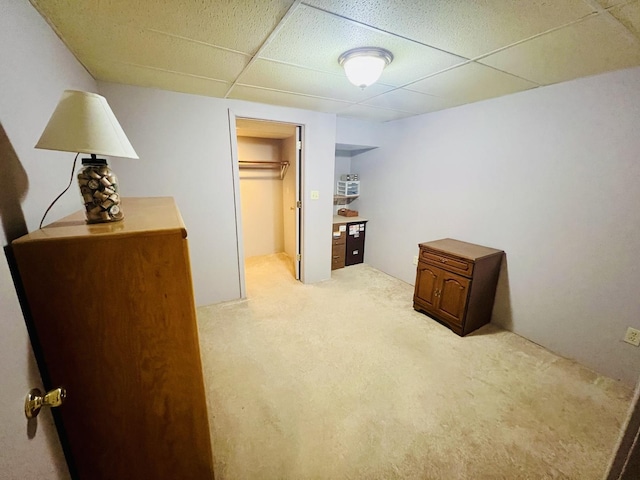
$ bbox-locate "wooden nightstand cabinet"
[413,239,504,336]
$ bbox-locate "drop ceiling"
[31,0,640,122]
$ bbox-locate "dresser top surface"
[13,197,186,244]
[419,238,503,261]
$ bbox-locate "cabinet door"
[12,199,215,480]
[436,271,470,326]
[414,262,440,309]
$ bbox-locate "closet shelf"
[239,161,289,180]
[333,194,359,205]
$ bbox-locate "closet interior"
[236,119,300,281]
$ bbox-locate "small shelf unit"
[336,180,360,196]
[334,180,360,204]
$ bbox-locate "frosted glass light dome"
[339,47,393,89]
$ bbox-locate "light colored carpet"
[197,253,631,480]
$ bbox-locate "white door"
[227,110,246,298]
[282,126,302,280]
[282,126,302,279]
[294,126,302,279]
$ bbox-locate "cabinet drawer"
[331,252,345,270]
[332,225,346,245]
[420,248,474,276]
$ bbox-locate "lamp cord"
[39,153,80,229]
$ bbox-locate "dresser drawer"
[420,248,474,277]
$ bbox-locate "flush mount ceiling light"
[338,47,393,89]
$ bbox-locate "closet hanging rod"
[238,161,289,180]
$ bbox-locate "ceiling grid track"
[581,0,640,42]
[347,10,610,111]
[224,0,303,99]
[29,0,640,122]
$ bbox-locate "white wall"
[98,83,336,303]
[238,137,284,257]
[334,153,352,186]
[0,1,98,477]
[336,117,382,148]
[351,67,640,386]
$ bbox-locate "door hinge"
[296,254,301,261]
[296,141,302,150]
[296,201,302,208]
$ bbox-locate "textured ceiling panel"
[29,0,640,122]
[237,59,394,102]
[362,88,464,114]
[92,61,231,98]
[479,14,640,85]
[32,0,297,55]
[337,104,415,122]
[303,0,595,58]
[260,5,466,86]
[608,1,640,39]
[228,85,352,113]
[407,62,539,104]
[29,2,250,82]
[596,0,632,8]
[82,27,249,82]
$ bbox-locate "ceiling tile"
[595,0,630,8]
[86,28,249,82]
[407,62,539,103]
[238,59,394,102]
[93,62,231,98]
[337,104,415,122]
[228,85,352,113]
[479,14,640,85]
[608,1,640,39]
[260,5,466,86]
[27,4,250,82]
[29,0,640,122]
[362,88,464,114]
[32,0,298,55]
[303,0,595,58]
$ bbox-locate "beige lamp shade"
[35,90,138,159]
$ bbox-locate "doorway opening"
[231,117,303,297]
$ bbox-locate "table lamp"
[35,90,138,224]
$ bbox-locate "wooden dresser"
[413,238,504,336]
[11,197,214,479]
